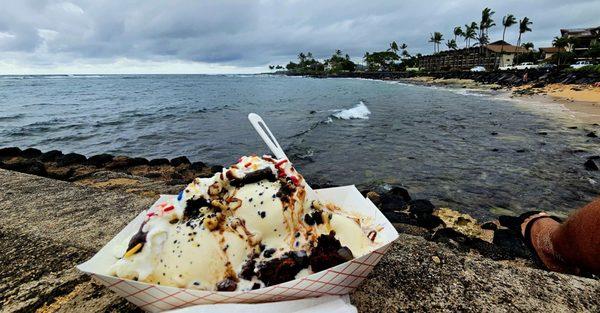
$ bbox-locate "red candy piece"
[244,162,252,168]
[275,159,288,168]
[163,205,175,212]
[290,176,300,186]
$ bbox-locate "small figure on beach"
[522,71,529,83]
[518,198,600,276]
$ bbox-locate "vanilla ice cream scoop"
[110,155,378,291]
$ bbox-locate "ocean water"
[0,74,598,219]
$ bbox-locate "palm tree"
[298,52,306,63]
[389,41,399,53]
[516,17,532,49]
[446,39,458,50]
[521,42,534,51]
[477,7,495,65]
[480,7,496,36]
[399,43,408,50]
[464,22,478,48]
[500,14,517,55]
[453,26,464,42]
[429,33,436,53]
[552,36,569,65]
[434,32,444,53]
[306,52,314,60]
[516,17,532,61]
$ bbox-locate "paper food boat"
[78,185,399,312]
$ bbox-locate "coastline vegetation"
[271,7,599,75]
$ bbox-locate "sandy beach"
[402,76,600,124]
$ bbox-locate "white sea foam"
[332,101,371,120]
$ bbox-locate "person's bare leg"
[521,198,600,275]
[551,198,600,274]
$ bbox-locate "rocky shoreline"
[1,147,599,312]
[296,68,600,88]
[1,146,597,270]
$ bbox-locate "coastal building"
[539,47,564,60]
[560,26,600,56]
[417,40,529,71]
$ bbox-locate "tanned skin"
[522,198,600,275]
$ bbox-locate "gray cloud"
[1,0,599,72]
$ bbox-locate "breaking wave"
[332,101,371,120]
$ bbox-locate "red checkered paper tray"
[77,185,399,312]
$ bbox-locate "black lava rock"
[190,161,206,170]
[25,161,47,176]
[480,221,499,230]
[210,165,224,174]
[382,211,412,224]
[379,186,412,212]
[149,158,170,166]
[130,157,149,166]
[170,156,191,166]
[21,148,42,158]
[57,153,87,167]
[1,159,47,176]
[586,131,598,138]
[405,199,441,229]
[39,150,63,162]
[87,154,114,167]
[0,147,21,159]
[168,179,186,186]
[405,199,435,216]
[584,158,599,171]
[492,228,531,259]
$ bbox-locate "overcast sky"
[1,0,598,74]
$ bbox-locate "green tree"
[552,36,569,65]
[453,26,464,43]
[429,33,436,53]
[479,7,496,36]
[464,22,478,48]
[586,40,600,61]
[389,41,399,53]
[500,14,517,55]
[363,51,399,71]
[325,49,356,73]
[521,42,534,50]
[446,39,458,50]
[429,32,443,53]
[516,17,532,52]
[298,52,306,63]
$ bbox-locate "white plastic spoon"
[248,113,317,197]
[247,113,288,160]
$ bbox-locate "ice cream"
[110,155,379,291]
